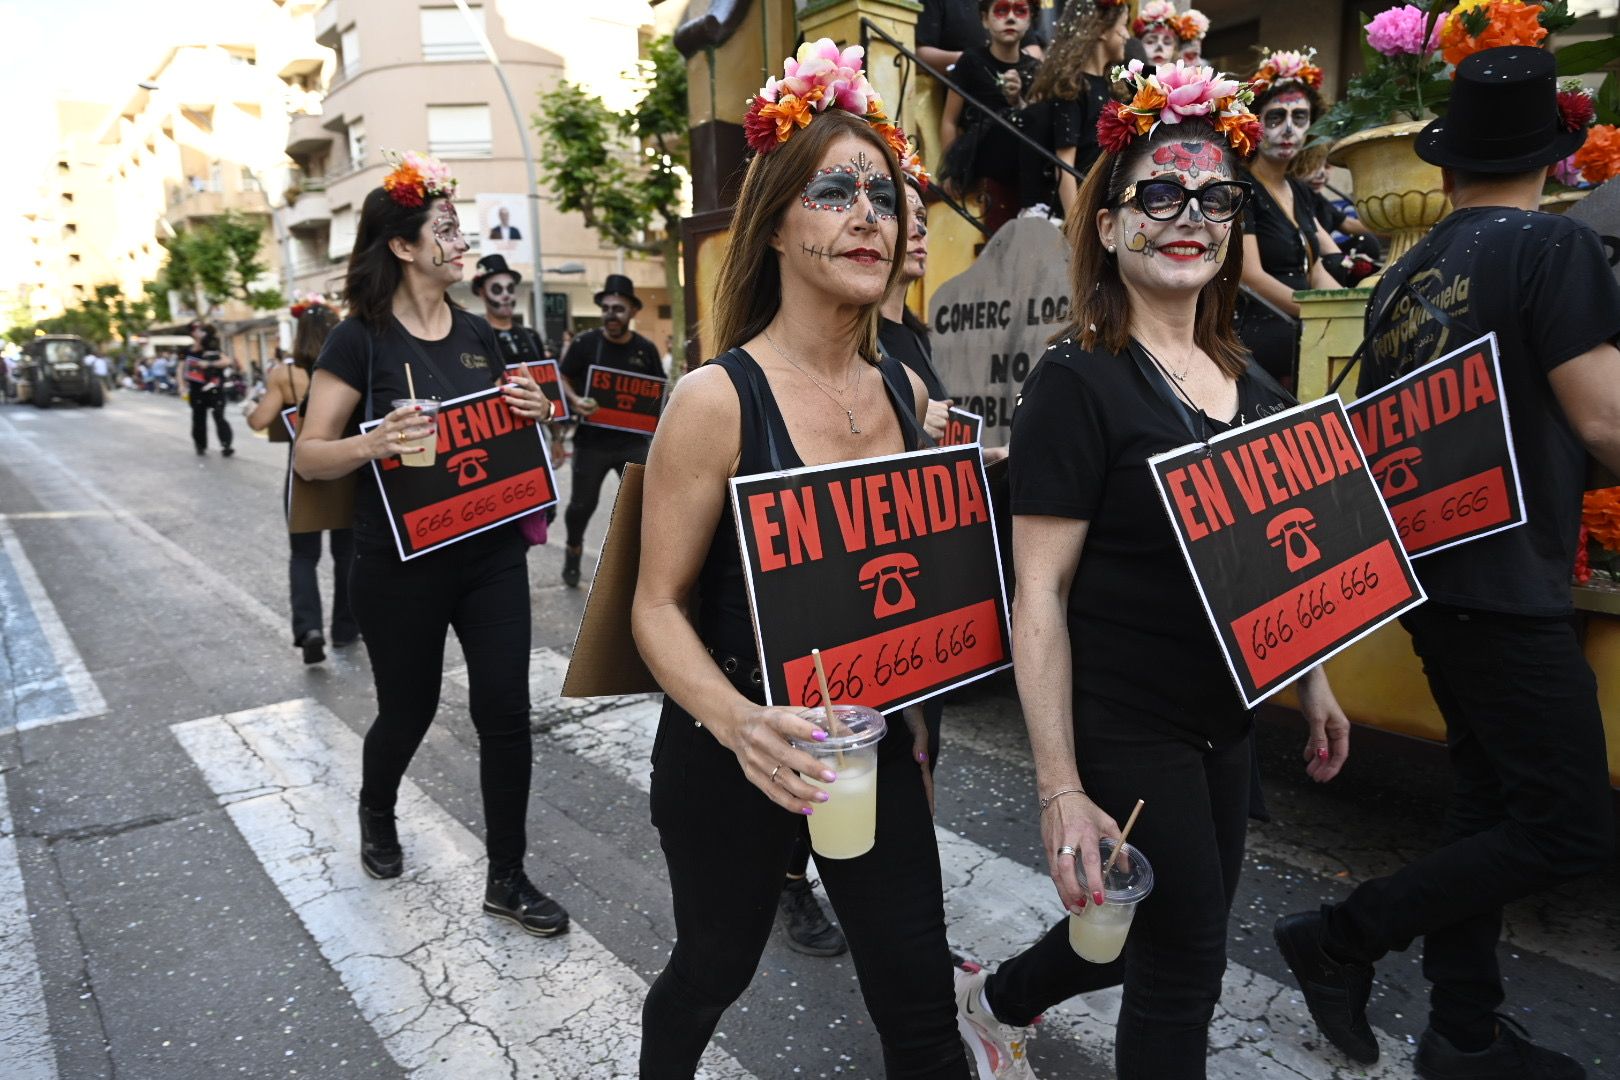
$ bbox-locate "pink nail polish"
[801,807,814,816]
[821,770,837,783]
[918,751,929,763]
[1094,891,1105,906]
[1317,748,1329,760]
[812,730,828,741]
[816,792,830,802]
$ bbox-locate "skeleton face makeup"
[481,273,518,318]
[429,199,465,268]
[774,134,899,309]
[801,156,900,222]
[1101,139,1237,298]
[1258,89,1312,164]
[1141,28,1179,65]
[902,185,928,282]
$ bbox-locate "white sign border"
[504,358,571,423]
[579,363,666,435]
[943,405,985,446]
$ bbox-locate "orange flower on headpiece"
[1250,48,1324,95]
[1573,123,1620,185]
[381,150,457,209]
[1438,0,1547,69]
[1216,109,1262,157]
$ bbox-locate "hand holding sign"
[499,370,553,423]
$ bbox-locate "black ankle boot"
[484,868,570,937]
[358,803,403,880]
[561,547,582,588]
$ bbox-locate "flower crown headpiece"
[1250,47,1324,95]
[1097,59,1260,156]
[1172,9,1210,43]
[381,149,457,209]
[289,291,329,319]
[1133,0,1178,36]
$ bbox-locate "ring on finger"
[1057,844,1078,858]
[769,764,782,784]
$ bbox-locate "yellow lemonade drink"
[1066,838,1153,963]
[792,704,887,860]
[391,399,441,468]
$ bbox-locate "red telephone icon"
[1266,508,1321,573]
[858,552,922,620]
[615,392,638,411]
[1371,447,1422,500]
[446,449,490,487]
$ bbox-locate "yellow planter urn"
[1329,121,1451,269]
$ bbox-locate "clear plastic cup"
[391,398,441,467]
[790,705,886,859]
[1067,837,1154,963]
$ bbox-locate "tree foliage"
[159,212,284,312]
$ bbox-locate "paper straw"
[810,649,845,768]
[404,362,418,401]
[1103,799,1145,874]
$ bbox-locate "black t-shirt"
[1018,73,1109,210]
[560,328,664,447]
[1358,207,1620,616]
[1309,188,1347,235]
[1009,340,1293,745]
[315,309,515,555]
[953,46,1041,123]
[879,317,947,401]
[916,0,1044,53]
[1242,173,1321,290]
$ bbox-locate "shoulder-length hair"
[1030,3,1126,103]
[1063,118,1249,379]
[710,109,909,364]
[291,306,340,370]
[343,187,433,333]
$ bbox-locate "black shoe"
[484,869,570,937]
[298,629,326,665]
[1274,909,1378,1064]
[195,446,206,456]
[221,446,235,457]
[561,547,582,588]
[777,876,847,957]
[1416,1017,1584,1079]
[358,804,403,880]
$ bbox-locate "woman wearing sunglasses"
[952,64,1351,1080]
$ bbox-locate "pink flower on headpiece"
[1154,62,1238,123]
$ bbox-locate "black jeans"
[289,528,356,644]
[984,698,1251,1080]
[350,536,533,873]
[190,389,233,451]
[1323,605,1614,1048]
[563,435,649,548]
[642,703,970,1079]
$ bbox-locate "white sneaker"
[954,964,1038,1079]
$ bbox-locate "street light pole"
[453,0,544,333]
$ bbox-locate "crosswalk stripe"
[504,648,1417,1079]
[0,774,61,1080]
[170,698,756,1080]
[0,517,106,731]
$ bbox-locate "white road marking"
[0,518,106,730]
[0,773,61,1080]
[514,648,1416,1080]
[171,699,755,1080]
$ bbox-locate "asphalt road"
[0,390,1615,1080]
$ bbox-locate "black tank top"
[695,348,929,681]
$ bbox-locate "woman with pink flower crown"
[951,58,1353,1080]
[1132,0,1209,66]
[632,40,972,1080]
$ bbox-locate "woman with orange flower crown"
[294,151,569,937]
[1236,47,1344,387]
[631,40,972,1079]
[950,60,1352,1080]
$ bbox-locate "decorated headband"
[1133,0,1205,39]
[289,291,329,319]
[1249,47,1324,95]
[1097,59,1260,157]
[1173,9,1210,43]
[381,149,457,209]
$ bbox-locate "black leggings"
[984,699,1250,1080]
[190,389,233,450]
[350,536,533,873]
[564,436,648,548]
[642,702,970,1079]
[289,528,356,644]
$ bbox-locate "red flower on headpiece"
[1558,89,1596,133]
[1097,101,1139,154]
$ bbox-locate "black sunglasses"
[1119,178,1252,223]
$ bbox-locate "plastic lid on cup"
[390,397,441,412]
[1097,838,1154,904]
[789,704,887,754]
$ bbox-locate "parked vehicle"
[16,335,104,408]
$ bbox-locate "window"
[346,121,366,171]
[427,104,492,158]
[455,200,480,251]
[69,253,81,264]
[61,192,74,204]
[339,26,361,79]
[331,205,357,260]
[420,6,484,61]
[63,223,78,236]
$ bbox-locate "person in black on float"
[246,299,358,664]
[293,151,568,937]
[184,321,236,457]
[953,67,1353,1080]
[631,42,968,1079]
[1274,49,1619,1080]
[474,253,568,474]
[556,273,663,588]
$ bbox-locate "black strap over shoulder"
[877,357,934,449]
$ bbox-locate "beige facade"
[281,0,670,349]
[20,102,119,323]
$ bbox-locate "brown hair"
[291,305,341,370]
[1030,3,1126,103]
[1063,119,1249,378]
[710,109,908,364]
[344,187,434,332]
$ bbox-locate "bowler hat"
[472,253,522,295]
[593,273,643,311]
[1416,47,1586,174]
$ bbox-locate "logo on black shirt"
[460,352,490,370]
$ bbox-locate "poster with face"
[475,193,530,267]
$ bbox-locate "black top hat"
[593,273,643,310]
[471,253,522,295]
[1416,47,1586,174]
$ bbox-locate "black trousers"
[563,435,649,548]
[350,537,533,873]
[1323,605,1614,1048]
[190,389,233,450]
[641,703,970,1079]
[289,529,356,644]
[984,699,1251,1080]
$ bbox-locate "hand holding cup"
[372,402,438,461]
[1042,789,1119,913]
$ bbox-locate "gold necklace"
[765,329,865,435]
[1139,337,1197,383]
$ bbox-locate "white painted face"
[1141,27,1179,65]
[481,273,518,320]
[902,184,928,283]
[1258,89,1313,165]
[400,197,468,288]
[1098,137,1242,301]
[773,132,901,308]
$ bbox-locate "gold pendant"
[846,410,860,435]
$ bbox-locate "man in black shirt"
[557,273,663,587]
[183,322,235,457]
[1275,49,1620,1080]
[474,254,567,478]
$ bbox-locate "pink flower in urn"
[1551,153,1587,187]
[1365,5,1442,57]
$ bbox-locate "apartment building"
[20,102,119,324]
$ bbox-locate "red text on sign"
[1349,349,1498,456]
[402,467,554,550]
[1391,467,1510,554]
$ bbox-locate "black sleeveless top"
[694,348,928,697]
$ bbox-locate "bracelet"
[1038,787,1085,814]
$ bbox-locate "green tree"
[535,36,689,374]
[159,212,284,316]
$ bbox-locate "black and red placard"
[504,359,571,422]
[360,384,558,561]
[580,364,665,435]
[940,406,983,447]
[280,405,300,441]
[1148,396,1425,708]
[1346,332,1525,558]
[730,445,1012,715]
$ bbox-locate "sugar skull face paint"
[482,273,518,318]
[1141,28,1179,65]
[430,199,464,267]
[1151,141,1225,180]
[800,155,899,222]
[1258,89,1312,164]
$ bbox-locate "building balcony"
[287,109,333,155]
[314,0,340,47]
[166,187,273,228]
[283,188,331,233]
